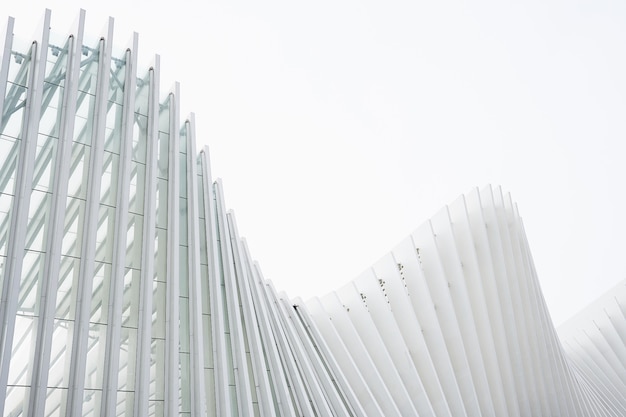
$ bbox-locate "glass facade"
[0,9,624,417]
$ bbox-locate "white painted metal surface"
[0,10,625,417]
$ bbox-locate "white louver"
[0,10,624,417]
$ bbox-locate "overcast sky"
[4,0,626,325]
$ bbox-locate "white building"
[0,9,624,416]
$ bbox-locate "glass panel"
[157,131,169,179]
[108,56,126,105]
[132,114,147,164]
[17,250,43,315]
[95,205,115,263]
[156,178,168,228]
[6,37,31,85]
[73,92,96,144]
[179,153,187,198]
[179,353,191,413]
[179,246,189,295]
[48,319,71,388]
[158,97,170,134]
[149,339,165,401]
[121,268,140,329]
[44,387,67,417]
[125,214,143,270]
[196,166,205,216]
[0,134,19,183]
[33,134,57,193]
[202,312,213,365]
[200,263,210,315]
[128,162,145,215]
[179,197,188,245]
[77,47,99,95]
[39,83,63,138]
[147,400,164,417]
[67,142,90,199]
[116,391,134,417]
[118,326,137,392]
[2,82,27,139]
[0,193,14,258]
[25,189,51,252]
[154,229,167,284]
[104,101,123,154]
[82,389,102,417]
[151,280,166,339]
[99,151,119,208]
[205,369,216,415]
[44,38,69,86]
[4,386,27,417]
[84,323,107,390]
[61,197,85,258]
[8,315,35,385]
[179,297,189,353]
[198,219,208,266]
[134,77,150,117]
[55,258,80,320]
[90,262,111,325]
[179,125,187,154]
[0,255,5,299]
[229,385,239,415]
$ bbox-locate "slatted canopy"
[0,9,624,417]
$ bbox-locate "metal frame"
[0,10,624,417]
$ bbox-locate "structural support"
[0,11,624,417]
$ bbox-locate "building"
[0,9,624,417]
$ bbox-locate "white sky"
[4,0,626,325]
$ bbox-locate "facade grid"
[0,9,625,417]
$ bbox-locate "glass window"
[179,297,190,353]
[67,142,90,199]
[116,391,134,417]
[179,198,188,245]
[134,77,150,117]
[157,131,169,179]
[44,387,68,417]
[179,153,187,198]
[151,280,166,340]
[83,323,107,390]
[6,40,31,86]
[26,189,51,252]
[55,258,80,320]
[156,178,168,229]
[18,250,43,315]
[73,90,97,145]
[132,113,147,164]
[39,83,63,138]
[82,389,102,416]
[125,214,144,270]
[117,326,137,392]
[2,82,28,139]
[149,339,165,402]
[128,162,146,215]
[7,315,35,386]
[33,134,57,193]
[94,205,115,264]
[61,197,85,258]
[90,262,111,325]
[179,352,191,413]
[121,268,140,329]
[3,386,27,417]
[99,151,120,208]
[108,57,126,105]
[104,101,123,154]
[48,319,71,388]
